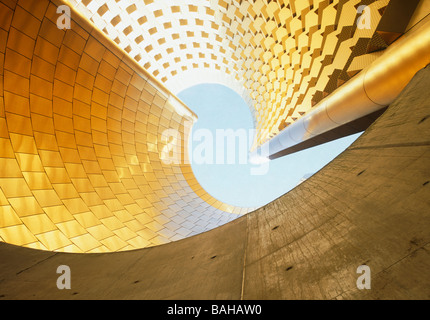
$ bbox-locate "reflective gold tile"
[43,205,74,224]
[0,224,37,245]
[100,235,127,252]
[0,158,23,177]
[15,153,44,172]
[21,214,56,234]
[86,223,114,241]
[112,226,136,242]
[69,233,100,252]
[32,189,63,207]
[22,171,52,189]
[90,204,113,219]
[56,219,87,238]
[8,196,44,217]
[73,211,100,229]
[0,205,21,228]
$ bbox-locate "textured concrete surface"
[1,64,429,300]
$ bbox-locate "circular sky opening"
[178,83,362,208]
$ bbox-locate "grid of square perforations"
[0,0,250,253]
[68,0,390,146]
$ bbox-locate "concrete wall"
[1,64,429,300]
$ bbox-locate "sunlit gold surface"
[253,14,430,157]
[0,0,250,253]
[67,0,396,148]
[0,0,429,253]
[364,17,430,106]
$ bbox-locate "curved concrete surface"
[1,64,429,300]
[0,0,252,253]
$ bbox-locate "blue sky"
[177,83,362,208]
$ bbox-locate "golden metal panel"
[4,91,30,117]
[8,196,44,217]
[21,214,57,234]
[32,190,63,207]
[99,235,128,251]
[0,205,21,228]
[56,219,87,238]
[90,204,113,219]
[0,224,37,246]
[87,223,114,241]
[22,172,52,190]
[52,183,80,199]
[69,233,100,252]
[43,205,74,224]
[12,0,419,252]
[0,158,23,177]
[36,229,72,251]
[73,211,100,228]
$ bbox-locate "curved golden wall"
[0,0,249,253]
[68,0,394,147]
[0,0,427,253]
[1,63,429,300]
